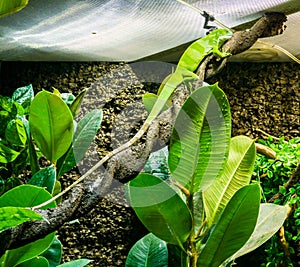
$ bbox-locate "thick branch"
[201,12,287,79]
[0,12,287,253]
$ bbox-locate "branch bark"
[0,12,287,254]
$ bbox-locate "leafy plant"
[0,85,101,196]
[0,85,34,194]
[126,84,288,267]
[252,137,300,267]
[0,86,100,266]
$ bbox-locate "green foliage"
[168,83,231,192]
[126,233,168,267]
[127,173,192,247]
[229,203,287,262]
[0,206,44,232]
[0,86,100,266]
[127,83,287,266]
[0,0,28,18]
[143,28,232,127]
[0,85,34,194]
[17,256,49,267]
[56,109,103,177]
[0,232,55,267]
[0,184,56,209]
[29,90,74,163]
[255,137,299,203]
[41,236,62,267]
[28,166,56,194]
[253,137,300,267]
[0,85,102,196]
[127,29,288,266]
[203,136,256,226]
[198,184,260,267]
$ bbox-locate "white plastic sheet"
[0,0,299,61]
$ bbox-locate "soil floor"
[0,61,299,266]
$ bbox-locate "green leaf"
[0,206,44,232]
[5,119,27,147]
[167,244,188,267]
[16,256,49,267]
[12,85,34,107]
[69,89,87,117]
[197,184,260,267]
[56,109,102,177]
[29,90,74,163]
[21,117,39,175]
[0,232,55,267]
[61,93,75,106]
[27,166,56,194]
[53,181,62,199]
[57,259,93,267]
[229,203,288,261]
[168,84,231,193]
[127,173,192,246]
[203,136,256,226]
[0,185,56,209]
[126,233,168,267]
[0,142,21,163]
[0,0,28,18]
[41,236,62,267]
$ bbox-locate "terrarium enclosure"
[0,1,299,267]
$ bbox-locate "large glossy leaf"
[28,166,56,194]
[126,233,168,267]
[41,236,62,267]
[0,185,56,209]
[229,203,288,261]
[57,259,93,267]
[16,256,49,267]
[0,206,44,232]
[29,90,74,163]
[56,109,102,177]
[197,184,260,267]
[0,0,28,18]
[168,84,231,193]
[0,232,55,267]
[127,173,192,246]
[203,136,256,226]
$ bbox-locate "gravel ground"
[0,61,299,266]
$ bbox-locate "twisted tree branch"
[0,12,287,254]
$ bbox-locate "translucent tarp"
[0,0,299,61]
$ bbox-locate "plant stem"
[186,193,198,267]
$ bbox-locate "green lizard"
[32,28,232,210]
